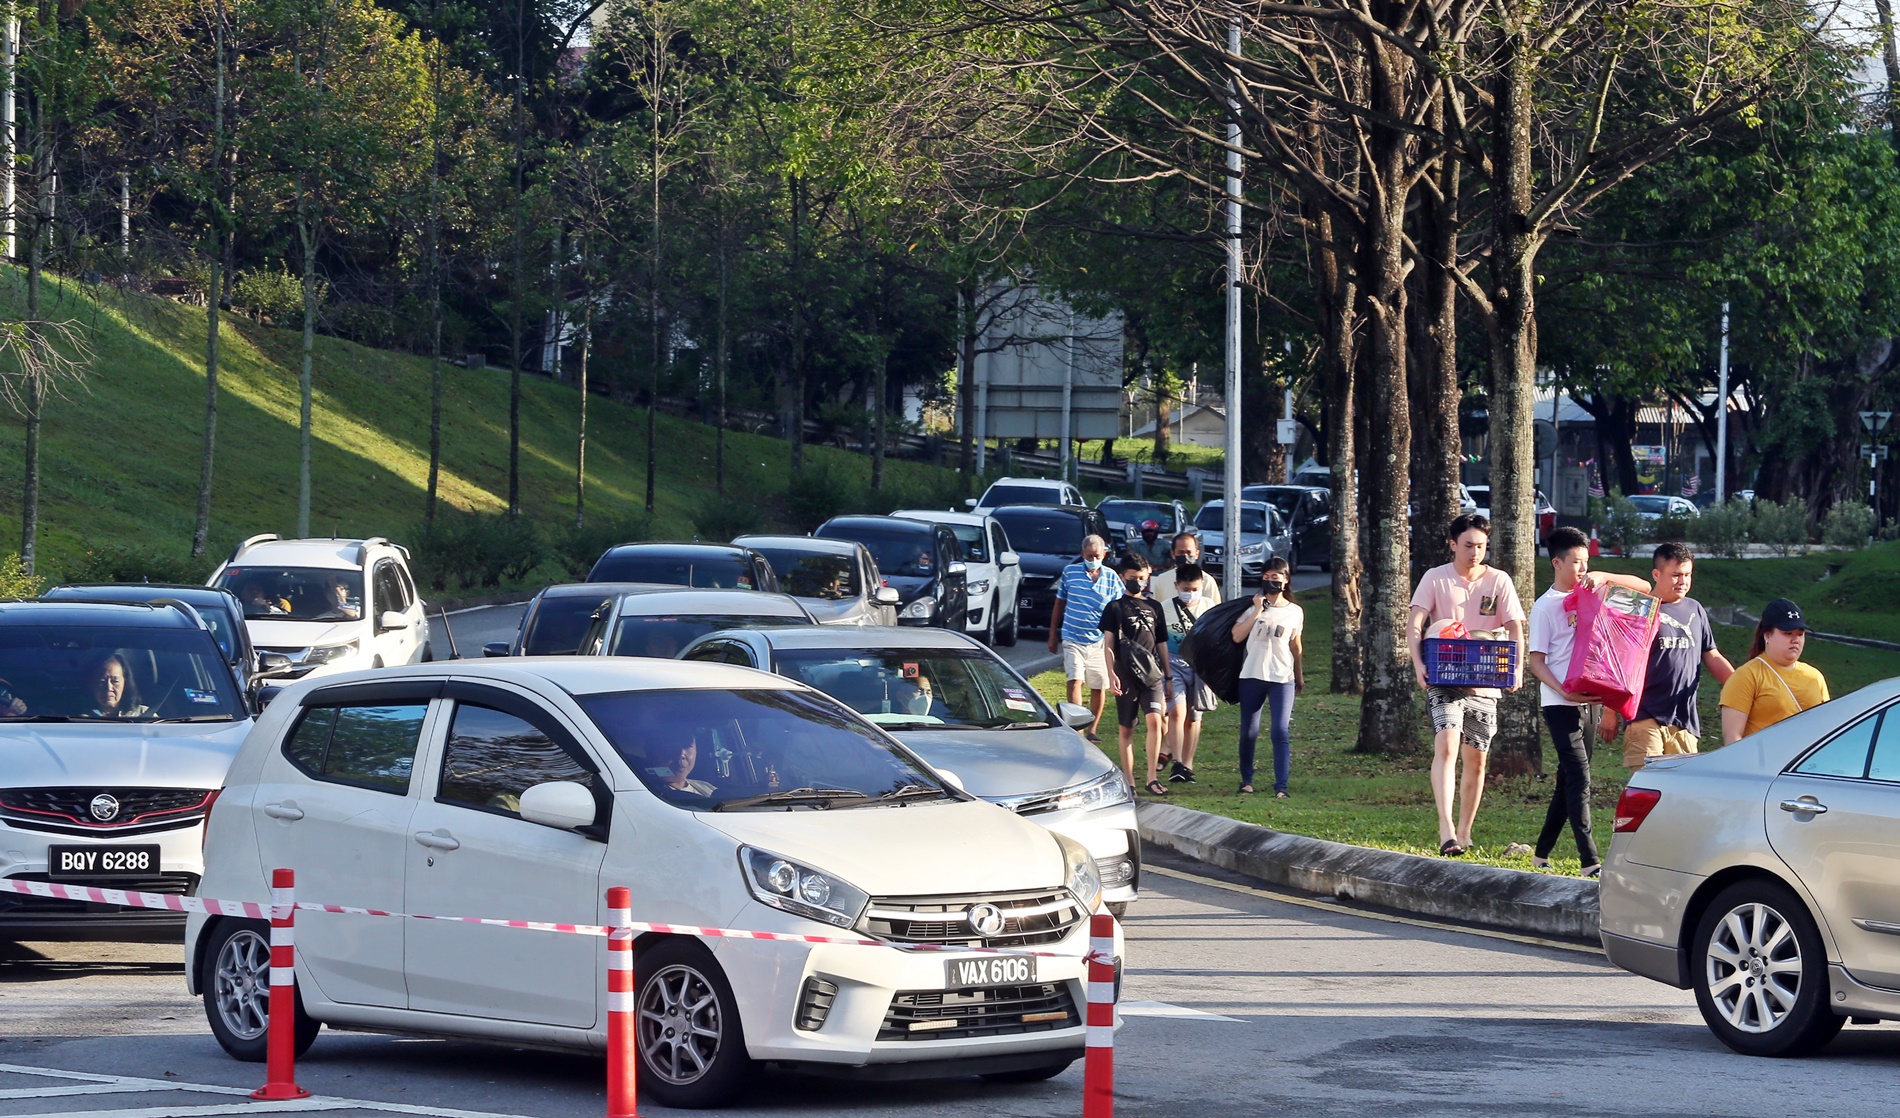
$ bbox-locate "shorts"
[1623,718,1698,770]
[1427,686,1498,752]
[1062,640,1110,689]
[1116,681,1166,728]
[1167,657,1205,721]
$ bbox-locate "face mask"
[1178,589,1201,604]
[1082,558,1102,572]
[1263,582,1286,596]
[1124,579,1145,593]
[1173,553,1194,564]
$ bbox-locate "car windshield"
[776,649,1052,729]
[590,553,758,589]
[824,530,934,577]
[1630,496,1671,513]
[990,510,1082,557]
[607,613,810,658]
[217,567,364,622]
[0,624,243,722]
[940,524,989,563]
[522,595,611,655]
[982,484,1062,507]
[1194,505,1269,534]
[1240,488,1301,519]
[576,688,949,810]
[1101,502,1176,531]
[750,550,859,600]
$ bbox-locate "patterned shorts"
[1427,686,1498,752]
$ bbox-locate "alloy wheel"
[212,927,272,1042]
[1705,901,1804,1034]
[638,963,725,1085]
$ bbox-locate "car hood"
[893,726,1110,800]
[696,798,1065,896]
[1197,529,1264,549]
[797,597,870,624]
[244,618,360,650]
[0,721,251,788]
[1016,552,1071,579]
[883,573,936,603]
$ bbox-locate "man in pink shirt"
[1407,513,1527,857]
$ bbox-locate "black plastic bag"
[1180,596,1254,704]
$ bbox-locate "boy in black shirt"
[1101,554,1173,794]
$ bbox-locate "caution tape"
[0,877,273,919]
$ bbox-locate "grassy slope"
[1592,543,1900,643]
[0,268,962,578]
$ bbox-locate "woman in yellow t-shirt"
[1719,598,1829,743]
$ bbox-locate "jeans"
[1536,704,1599,866]
[1238,678,1295,792]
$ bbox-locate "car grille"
[0,871,197,914]
[0,787,215,837]
[862,889,1083,948]
[1018,575,1055,594]
[879,983,1078,1041]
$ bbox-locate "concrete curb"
[1136,800,1601,941]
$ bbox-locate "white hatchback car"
[186,659,1111,1107]
[210,535,431,679]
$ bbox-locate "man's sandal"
[1145,779,1169,796]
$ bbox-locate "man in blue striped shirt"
[1046,534,1122,741]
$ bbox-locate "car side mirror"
[873,586,901,606]
[963,498,978,508]
[947,562,968,577]
[998,550,1020,568]
[934,768,966,792]
[482,642,511,658]
[1057,701,1094,730]
[378,610,412,632]
[518,780,598,832]
[254,683,286,713]
[256,652,295,678]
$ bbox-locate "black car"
[40,583,291,702]
[812,515,967,629]
[585,542,779,592]
[1239,484,1334,571]
[988,504,1115,632]
[482,581,674,657]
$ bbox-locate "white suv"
[968,477,1084,515]
[209,536,431,679]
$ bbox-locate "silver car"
[575,588,815,659]
[1600,677,1900,1057]
[1192,500,1291,585]
[679,625,1141,914]
[729,535,900,626]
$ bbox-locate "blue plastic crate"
[1421,637,1518,689]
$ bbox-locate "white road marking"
[0,1084,200,1100]
[0,1064,545,1118]
[1118,999,1244,1023]
[19,1102,360,1118]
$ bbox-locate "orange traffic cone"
[1588,528,1601,558]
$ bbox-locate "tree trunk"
[423,9,443,527]
[1878,0,1900,164]
[715,219,729,495]
[576,236,591,529]
[1316,209,1363,694]
[192,2,228,560]
[21,225,39,571]
[788,176,806,472]
[506,0,526,519]
[1411,122,1461,587]
[957,280,975,479]
[646,104,663,512]
[297,186,317,538]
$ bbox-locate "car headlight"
[899,597,936,619]
[1054,832,1102,912]
[740,847,870,929]
[1050,770,1133,814]
[1239,542,1265,555]
[967,579,992,598]
[304,640,360,665]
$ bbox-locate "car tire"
[980,1057,1076,1084]
[634,937,752,1109]
[980,603,997,646]
[998,602,1020,647]
[202,920,319,1062]
[1690,879,1844,1058]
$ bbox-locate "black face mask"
[1262,582,1286,596]
[1124,579,1146,594]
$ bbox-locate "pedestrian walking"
[1128,521,1170,570]
[1101,554,1173,794]
[1603,542,1735,767]
[1525,527,1650,877]
[1720,598,1829,743]
[1151,532,1223,604]
[1161,562,1216,783]
[1047,534,1123,742]
[1407,513,1527,857]
[1230,557,1303,797]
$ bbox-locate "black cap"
[1761,598,1807,631]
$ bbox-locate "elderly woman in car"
[87,653,151,719]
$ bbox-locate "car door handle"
[414,830,461,851]
[1779,799,1829,816]
[262,803,304,821]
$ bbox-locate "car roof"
[0,600,210,628]
[986,476,1069,489]
[1099,497,1175,506]
[1197,499,1272,510]
[731,535,861,556]
[989,503,1094,517]
[609,589,810,616]
[285,656,792,699]
[228,538,379,570]
[733,625,987,652]
[45,583,239,609]
[599,542,757,558]
[535,581,679,600]
[818,515,936,535]
[888,509,987,527]
[1242,484,1322,494]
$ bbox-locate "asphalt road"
[7,849,1899,1118]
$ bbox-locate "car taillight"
[1613,787,1661,833]
[200,788,223,853]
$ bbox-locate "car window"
[437,704,595,819]
[981,483,1060,507]
[373,562,406,616]
[1864,710,1900,782]
[943,524,989,563]
[990,523,1009,556]
[0,624,243,722]
[217,566,364,622]
[776,649,1052,729]
[1193,505,1269,534]
[606,613,809,657]
[820,528,935,577]
[938,531,959,571]
[989,510,1082,556]
[1793,713,1881,780]
[522,596,611,656]
[590,552,757,589]
[684,640,752,666]
[284,703,427,794]
[751,549,858,600]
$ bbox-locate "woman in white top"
[1229,557,1304,796]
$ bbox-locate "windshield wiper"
[875,783,952,804]
[150,715,237,723]
[713,787,869,811]
[0,715,72,723]
[997,720,1052,730]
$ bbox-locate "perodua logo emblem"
[966,902,1007,937]
[89,794,120,822]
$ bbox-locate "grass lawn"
[1591,543,1900,644]
[1031,588,1900,876]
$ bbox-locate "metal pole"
[1222,19,1243,603]
[120,171,130,258]
[1061,308,1074,484]
[3,19,15,260]
[975,347,989,474]
[1549,379,1560,503]
[1715,302,1730,504]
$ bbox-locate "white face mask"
[1178,589,1201,604]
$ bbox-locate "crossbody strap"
[1761,660,1804,714]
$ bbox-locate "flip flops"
[1440,839,1466,857]
[1145,779,1169,796]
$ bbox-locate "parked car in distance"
[576,589,814,658]
[730,535,899,627]
[1238,485,1332,571]
[813,516,968,630]
[987,504,1115,633]
[1290,465,1331,489]
[681,625,1140,914]
[1600,678,1900,1058]
[1096,498,1189,549]
[1629,494,1700,521]
[1192,501,1289,585]
[0,600,254,941]
[888,509,1022,647]
[481,582,673,658]
[1462,485,1558,541]
[41,583,291,703]
[210,535,431,680]
[585,542,779,592]
[969,476,1084,515]
[187,658,1110,1106]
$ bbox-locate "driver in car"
[324,575,362,620]
[655,728,716,796]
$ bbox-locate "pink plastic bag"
[1562,583,1662,720]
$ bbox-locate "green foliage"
[785,463,861,531]
[557,513,655,579]
[1821,500,1877,550]
[693,494,769,542]
[409,511,547,593]
[58,545,206,585]
[1749,498,1808,555]
[1686,497,1751,559]
[232,263,326,322]
[1589,492,1647,556]
[1649,512,1692,543]
[0,553,42,598]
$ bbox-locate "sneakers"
[1167,761,1196,784]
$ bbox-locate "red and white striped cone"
[1082,912,1117,1118]
[251,868,310,1101]
[606,886,639,1118]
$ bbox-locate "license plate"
[47,844,160,879]
[1019,597,1033,608]
[945,955,1037,989]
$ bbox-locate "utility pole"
[1060,307,1074,484]
[1222,19,1243,603]
[2,17,14,259]
[1715,302,1730,504]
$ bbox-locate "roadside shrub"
[1649,512,1692,543]
[880,471,968,514]
[409,510,547,592]
[785,463,867,531]
[1686,497,1751,559]
[1750,498,1808,556]
[1881,517,1900,543]
[59,545,206,585]
[1590,492,1647,556]
[232,262,327,322]
[693,493,768,541]
[557,512,653,578]
[1821,500,1878,550]
[0,552,42,598]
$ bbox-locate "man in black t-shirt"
[1609,543,1736,768]
[1101,554,1173,796]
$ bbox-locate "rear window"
[1101,502,1177,531]
[989,510,1082,557]
[522,595,611,655]
[1194,505,1270,534]
[607,613,811,657]
[589,552,757,589]
[982,484,1064,507]
[750,550,859,600]
[817,527,935,577]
